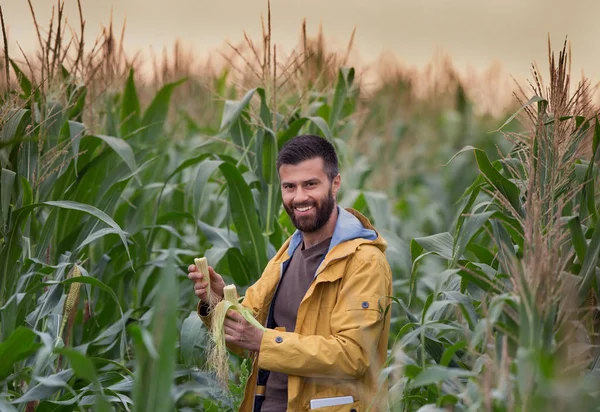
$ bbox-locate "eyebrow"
[281,178,321,186]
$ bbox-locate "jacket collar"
[272,207,385,267]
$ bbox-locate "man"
[188,135,392,411]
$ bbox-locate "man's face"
[279,157,340,233]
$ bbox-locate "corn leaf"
[0,168,15,228]
[139,79,186,142]
[0,326,40,381]
[132,251,178,412]
[180,311,207,366]
[120,68,141,138]
[577,222,600,302]
[219,161,268,278]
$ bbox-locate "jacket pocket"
[310,400,361,411]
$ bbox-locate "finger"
[225,333,236,344]
[226,310,244,322]
[224,319,243,334]
[187,271,203,281]
[224,328,241,343]
[188,264,197,272]
[224,324,237,336]
[208,266,220,281]
[194,282,208,290]
[223,317,237,330]
[190,274,204,284]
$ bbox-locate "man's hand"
[187,263,226,306]
[224,310,264,352]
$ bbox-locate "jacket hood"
[284,206,387,260]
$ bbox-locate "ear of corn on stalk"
[208,284,266,385]
[58,265,82,341]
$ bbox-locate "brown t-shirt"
[260,237,332,412]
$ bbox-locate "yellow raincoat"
[199,208,392,411]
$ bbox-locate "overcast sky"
[4,0,600,82]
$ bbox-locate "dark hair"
[276,135,339,181]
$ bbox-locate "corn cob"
[194,257,211,307]
[208,284,265,385]
[59,265,82,340]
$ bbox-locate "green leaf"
[60,274,123,320]
[577,222,600,301]
[408,366,475,389]
[414,232,455,260]
[474,149,522,216]
[44,201,131,261]
[256,129,279,236]
[180,312,207,366]
[256,88,273,129]
[441,291,478,328]
[1,109,30,143]
[306,116,333,141]
[132,251,178,412]
[580,119,600,222]
[87,134,137,173]
[565,216,587,263]
[10,60,36,99]
[491,219,517,275]
[53,349,112,412]
[219,162,268,278]
[190,159,224,217]
[278,117,309,148]
[120,68,141,138]
[452,146,522,216]
[1,168,16,228]
[220,88,256,131]
[76,228,121,251]
[440,340,467,367]
[140,79,186,142]
[225,247,253,286]
[329,67,355,133]
[53,348,98,384]
[0,327,40,381]
[465,243,496,266]
[495,95,545,131]
[0,397,18,411]
[67,84,88,122]
[452,211,494,267]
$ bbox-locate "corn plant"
[389,43,600,411]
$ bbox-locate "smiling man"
[188,135,392,411]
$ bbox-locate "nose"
[293,187,309,204]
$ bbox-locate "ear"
[332,174,341,197]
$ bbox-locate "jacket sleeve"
[256,253,391,379]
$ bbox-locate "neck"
[302,206,339,249]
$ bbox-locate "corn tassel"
[208,284,265,385]
[194,257,211,307]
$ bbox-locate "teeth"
[296,206,313,212]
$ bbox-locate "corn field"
[1,3,600,411]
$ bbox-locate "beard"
[284,187,336,233]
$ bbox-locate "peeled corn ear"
[194,257,211,307]
[208,284,266,385]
